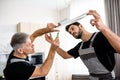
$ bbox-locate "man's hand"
[45,33,53,43]
[47,23,56,29]
[47,23,61,29]
[45,33,59,49]
[87,10,107,31]
[51,37,59,50]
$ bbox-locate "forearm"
[40,45,56,76]
[30,28,52,42]
[56,47,72,59]
[101,26,120,53]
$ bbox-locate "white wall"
[0,0,59,53]
[0,0,58,25]
[70,0,106,32]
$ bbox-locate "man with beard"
[45,10,117,80]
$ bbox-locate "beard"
[76,30,83,39]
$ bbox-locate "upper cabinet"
[17,22,46,52]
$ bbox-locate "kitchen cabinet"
[72,74,89,80]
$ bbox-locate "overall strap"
[79,42,84,49]
[89,32,98,46]
[10,58,30,64]
[79,32,98,49]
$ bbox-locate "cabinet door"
[72,75,89,80]
[17,22,46,52]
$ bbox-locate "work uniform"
[67,32,116,80]
[3,50,36,80]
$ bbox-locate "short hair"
[65,22,81,32]
[10,32,29,51]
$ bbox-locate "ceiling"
[39,0,72,10]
